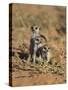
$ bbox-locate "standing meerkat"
[30,25,48,64]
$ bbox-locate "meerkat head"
[31,25,41,34]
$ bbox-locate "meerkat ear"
[31,26,33,30]
[31,26,34,31]
[39,27,41,30]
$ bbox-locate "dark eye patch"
[35,27,38,30]
[39,27,41,30]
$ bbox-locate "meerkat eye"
[35,27,38,30]
[39,27,41,30]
